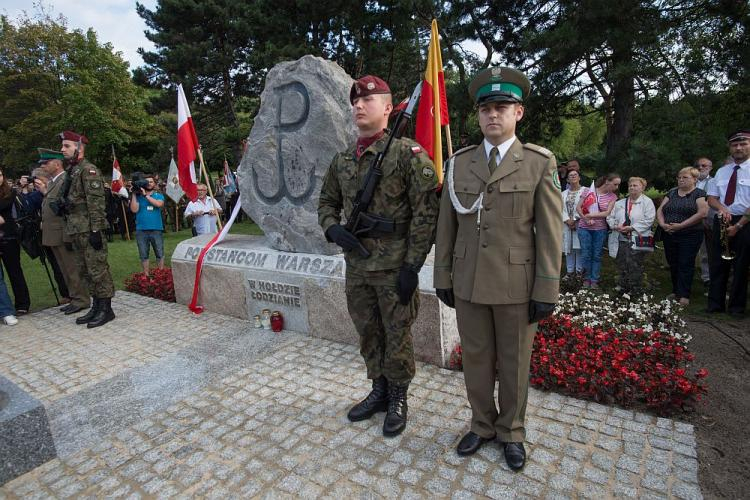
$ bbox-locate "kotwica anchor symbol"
[252,81,315,206]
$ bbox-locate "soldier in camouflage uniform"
[58,131,116,328]
[318,75,439,436]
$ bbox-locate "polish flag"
[111,153,128,198]
[177,84,199,202]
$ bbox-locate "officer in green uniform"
[58,130,116,328]
[434,67,562,470]
[318,75,439,436]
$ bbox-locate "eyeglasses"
[697,164,711,168]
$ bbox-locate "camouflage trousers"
[71,232,115,299]
[615,240,647,294]
[345,267,418,386]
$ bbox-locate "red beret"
[350,75,391,104]
[728,129,750,142]
[59,130,89,144]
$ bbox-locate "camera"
[131,172,150,193]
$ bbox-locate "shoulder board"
[450,144,479,159]
[523,143,553,158]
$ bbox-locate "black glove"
[529,300,556,324]
[396,264,419,305]
[89,230,103,250]
[325,224,360,252]
[436,288,455,308]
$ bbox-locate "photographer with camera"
[184,183,222,235]
[0,168,32,316]
[129,173,165,274]
[35,149,89,314]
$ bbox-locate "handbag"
[631,233,655,252]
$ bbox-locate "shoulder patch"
[421,166,435,179]
[523,143,553,158]
[552,170,561,189]
[88,169,97,175]
[411,146,422,155]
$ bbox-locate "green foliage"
[0,13,168,177]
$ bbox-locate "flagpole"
[112,145,131,241]
[444,124,453,157]
[196,147,223,231]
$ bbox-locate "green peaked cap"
[37,148,64,163]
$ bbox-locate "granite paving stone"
[0,293,702,498]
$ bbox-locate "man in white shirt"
[706,130,750,316]
[184,183,222,235]
[694,157,713,287]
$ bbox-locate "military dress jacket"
[318,134,439,272]
[64,159,108,236]
[41,172,71,246]
[433,139,562,305]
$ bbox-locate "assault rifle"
[345,81,423,258]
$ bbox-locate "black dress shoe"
[60,304,74,313]
[503,442,526,471]
[64,304,88,315]
[457,431,492,456]
[347,376,388,422]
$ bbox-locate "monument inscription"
[248,279,302,308]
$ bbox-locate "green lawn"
[16,225,741,322]
[17,220,263,312]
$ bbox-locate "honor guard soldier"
[318,76,439,436]
[58,131,116,328]
[706,128,750,316]
[433,67,563,470]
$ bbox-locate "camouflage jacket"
[318,134,439,272]
[64,158,107,235]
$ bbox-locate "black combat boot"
[87,298,115,328]
[383,383,408,437]
[75,298,100,324]
[347,376,388,422]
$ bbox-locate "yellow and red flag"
[415,19,449,184]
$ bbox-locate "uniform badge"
[91,180,101,189]
[367,82,375,90]
[89,169,96,175]
[422,166,435,179]
[552,170,561,189]
[411,146,422,154]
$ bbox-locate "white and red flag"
[110,147,128,198]
[177,84,199,202]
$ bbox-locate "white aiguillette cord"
[446,155,484,230]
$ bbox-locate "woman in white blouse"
[561,168,585,274]
[607,177,656,294]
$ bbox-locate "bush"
[124,268,176,302]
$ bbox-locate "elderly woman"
[607,177,656,294]
[561,167,585,274]
[576,173,621,288]
[656,167,709,305]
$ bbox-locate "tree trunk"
[605,45,635,162]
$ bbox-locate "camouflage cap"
[59,130,89,144]
[350,75,391,104]
[728,128,750,142]
[468,66,530,105]
[37,148,64,164]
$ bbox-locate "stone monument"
[239,55,356,254]
[172,55,460,368]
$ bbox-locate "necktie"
[488,147,499,173]
[724,165,740,206]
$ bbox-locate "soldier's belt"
[363,222,410,239]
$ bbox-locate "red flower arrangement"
[531,314,707,415]
[124,268,176,302]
